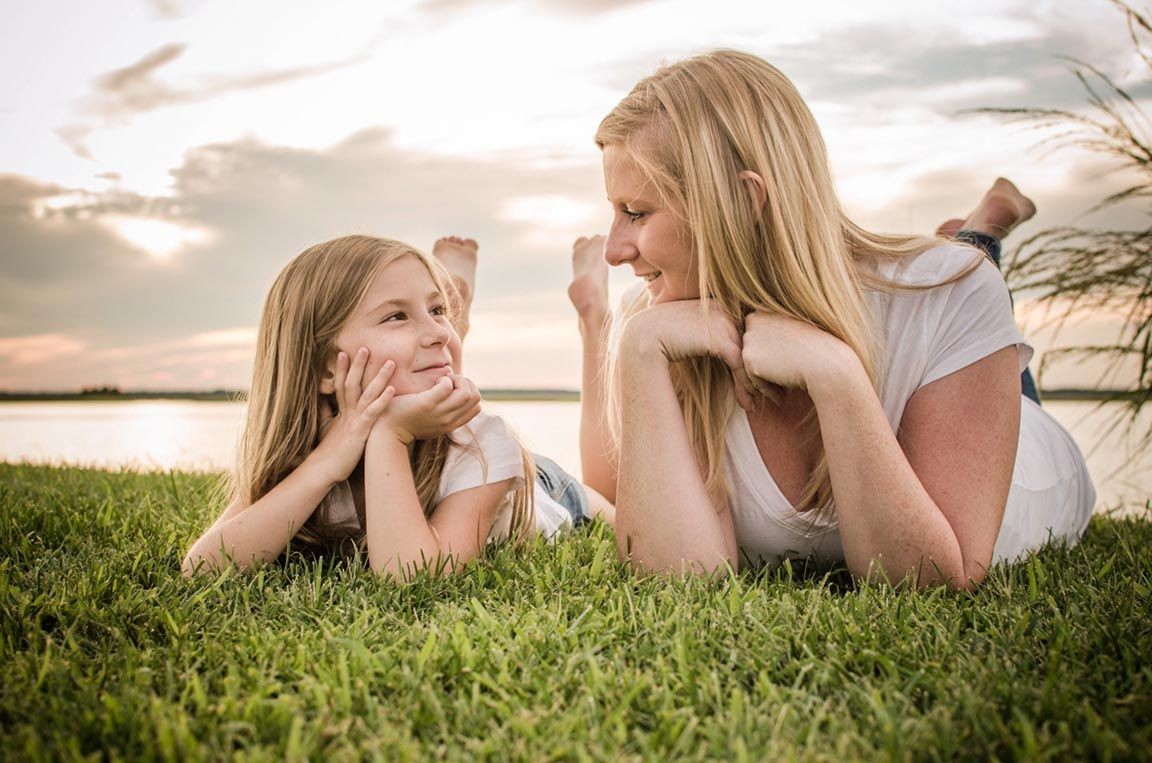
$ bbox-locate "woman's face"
[602,142,699,304]
[329,255,462,396]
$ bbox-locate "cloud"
[420,0,653,16]
[761,8,1152,118]
[0,128,603,390]
[56,41,377,158]
[0,334,88,366]
[145,0,204,20]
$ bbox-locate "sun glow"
[100,215,212,260]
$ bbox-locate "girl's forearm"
[362,433,449,580]
[181,457,336,574]
[806,356,965,587]
[615,336,735,575]
[578,312,618,502]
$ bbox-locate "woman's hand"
[373,373,482,445]
[741,312,859,395]
[620,300,762,409]
[310,347,397,485]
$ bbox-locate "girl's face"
[602,142,698,304]
[329,255,461,396]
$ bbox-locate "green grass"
[1,463,1150,761]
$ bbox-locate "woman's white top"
[721,244,1095,566]
[316,409,572,543]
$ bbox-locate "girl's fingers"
[333,351,349,413]
[345,347,368,403]
[443,376,480,412]
[359,359,396,407]
[427,374,455,403]
[365,386,396,418]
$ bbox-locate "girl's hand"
[310,348,397,485]
[741,312,857,395]
[620,300,762,410]
[373,373,482,445]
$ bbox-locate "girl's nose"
[421,317,451,346]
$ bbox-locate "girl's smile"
[331,254,461,395]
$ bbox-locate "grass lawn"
[1,463,1150,760]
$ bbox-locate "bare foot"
[567,235,609,324]
[431,236,478,313]
[959,178,1036,238]
[935,218,965,238]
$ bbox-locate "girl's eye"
[430,304,447,316]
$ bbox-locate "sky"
[0,0,1148,392]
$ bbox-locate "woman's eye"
[381,312,405,323]
[624,209,645,222]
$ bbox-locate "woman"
[567,50,1094,589]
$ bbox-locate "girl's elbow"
[181,550,217,577]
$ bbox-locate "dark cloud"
[765,13,1152,116]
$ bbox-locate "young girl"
[183,234,610,580]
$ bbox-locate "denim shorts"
[533,453,590,527]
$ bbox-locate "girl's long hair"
[596,50,981,514]
[234,235,533,556]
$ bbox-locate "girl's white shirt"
[316,409,573,544]
[614,243,1096,567]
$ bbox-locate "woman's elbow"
[616,533,736,577]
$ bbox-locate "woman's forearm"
[806,355,966,587]
[181,457,335,574]
[615,336,735,575]
[578,311,618,502]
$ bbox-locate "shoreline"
[0,389,1136,403]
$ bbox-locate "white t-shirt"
[315,409,573,544]
[724,244,1095,566]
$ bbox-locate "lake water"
[1,399,1149,514]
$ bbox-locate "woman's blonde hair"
[597,49,980,513]
[234,234,533,557]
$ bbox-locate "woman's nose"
[603,222,636,267]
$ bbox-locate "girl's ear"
[319,358,337,395]
[738,170,768,216]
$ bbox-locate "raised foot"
[431,236,479,309]
[961,178,1036,238]
[936,178,1037,240]
[567,235,609,323]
